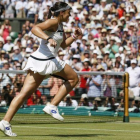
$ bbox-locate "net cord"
[0,70,125,76]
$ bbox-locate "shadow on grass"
[20,134,112,137]
[53,134,111,137]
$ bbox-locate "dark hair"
[17,39,21,42]
[66,97,72,106]
[48,2,71,19]
[115,61,120,67]
[83,98,89,106]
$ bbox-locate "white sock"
[2,120,10,126]
[49,104,57,108]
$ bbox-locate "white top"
[3,43,14,51]
[31,22,64,59]
[0,68,14,87]
[15,1,24,10]
[59,100,78,107]
[98,4,111,18]
[125,67,140,87]
[42,1,53,9]
[27,1,38,15]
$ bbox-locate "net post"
[123,72,129,122]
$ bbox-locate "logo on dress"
[60,32,63,36]
[5,127,10,130]
[51,110,57,114]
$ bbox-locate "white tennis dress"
[23,22,66,75]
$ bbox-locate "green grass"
[0,114,140,140]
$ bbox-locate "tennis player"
[0,2,82,136]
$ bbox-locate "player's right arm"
[31,19,58,46]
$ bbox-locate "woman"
[125,14,131,24]
[27,90,41,105]
[94,26,102,38]
[79,59,91,95]
[122,29,130,46]
[20,46,26,57]
[111,18,118,31]
[0,2,82,137]
[99,29,107,42]
[91,59,97,71]
[21,34,29,47]
[113,61,122,72]
[1,20,12,43]
[88,33,94,45]
[120,17,126,28]
[117,24,123,38]
[0,50,7,69]
[98,42,105,55]
[32,44,39,52]
[103,51,112,68]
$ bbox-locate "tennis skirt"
[23,55,66,75]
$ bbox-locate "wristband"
[46,37,52,41]
[46,37,53,44]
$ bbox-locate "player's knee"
[68,74,79,87]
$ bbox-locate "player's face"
[62,9,71,22]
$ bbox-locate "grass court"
[0,114,140,140]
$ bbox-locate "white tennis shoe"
[43,104,64,121]
[0,120,17,137]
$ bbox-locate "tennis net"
[0,70,128,123]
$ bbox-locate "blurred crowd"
[0,0,140,110]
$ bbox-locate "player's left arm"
[60,28,82,49]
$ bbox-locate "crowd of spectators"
[0,0,140,110]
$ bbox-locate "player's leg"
[43,64,79,121]
[51,64,79,105]
[0,70,46,136]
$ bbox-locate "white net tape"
[0,70,125,75]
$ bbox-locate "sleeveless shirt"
[31,21,64,59]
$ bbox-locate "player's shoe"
[0,120,17,137]
[43,104,64,121]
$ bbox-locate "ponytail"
[48,9,52,19]
[48,7,55,19]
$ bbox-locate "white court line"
[108,122,140,125]
[0,139,20,140]
[14,126,140,133]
